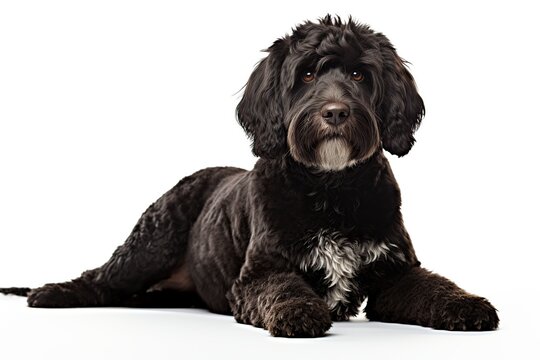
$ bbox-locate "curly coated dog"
[1,15,499,337]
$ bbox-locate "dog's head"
[237,15,425,171]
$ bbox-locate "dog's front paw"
[433,295,499,331]
[265,298,332,337]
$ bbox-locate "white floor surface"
[1,295,536,360]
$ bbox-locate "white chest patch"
[299,230,400,311]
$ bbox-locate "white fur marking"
[316,138,357,171]
[300,230,401,311]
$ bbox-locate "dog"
[0,15,499,337]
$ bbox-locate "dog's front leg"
[364,266,499,331]
[228,255,332,337]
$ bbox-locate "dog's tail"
[0,287,32,297]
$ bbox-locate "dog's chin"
[314,137,358,172]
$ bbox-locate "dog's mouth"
[287,106,380,172]
[323,131,345,140]
[287,116,357,172]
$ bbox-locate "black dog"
[1,16,499,337]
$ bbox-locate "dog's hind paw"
[28,280,102,308]
[28,283,76,308]
[433,295,499,331]
[264,298,332,337]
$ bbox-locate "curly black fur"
[1,15,498,337]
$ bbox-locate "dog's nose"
[321,102,350,126]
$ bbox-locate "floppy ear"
[236,40,288,158]
[377,35,425,156]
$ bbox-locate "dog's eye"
[302,71,315,83]
[351,71,365,82]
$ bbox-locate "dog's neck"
[253,151,394,232]
[255,152,386,193]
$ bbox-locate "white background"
[1,0,539,359]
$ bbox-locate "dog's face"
[237,16,425,171]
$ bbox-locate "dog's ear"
[236,39,288,158]
[377,35,425,156]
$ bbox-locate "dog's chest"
[299,230,393,313]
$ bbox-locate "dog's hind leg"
[26,167,244,308]
[27,187,190,308]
